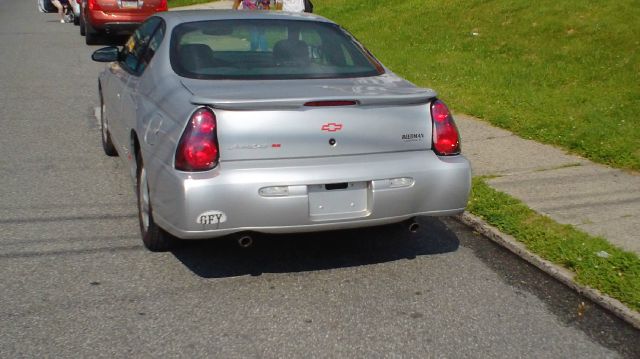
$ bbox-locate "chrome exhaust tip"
[238,235,253,248]
[408,221,420,233]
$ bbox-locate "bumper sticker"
[197,211,227,229]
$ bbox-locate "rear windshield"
[170,19,384,80]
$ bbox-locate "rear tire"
[79,10,85,35]
[100,93,118,157]
[136,154,177,252]
[85,20,99,45]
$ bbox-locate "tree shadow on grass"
[172,216,459,279]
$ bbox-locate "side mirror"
[91,46,120,62]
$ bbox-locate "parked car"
[38,0,81,24]
[70,0,81,25]
[80,0,167,45]
[37,0,57,13]
[91,10,471,251]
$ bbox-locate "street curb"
[456,212,640,330]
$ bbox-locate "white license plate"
[308,182,369,221]
[120,1,138,9]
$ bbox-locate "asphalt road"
[1,1,639,357]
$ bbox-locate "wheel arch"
[131,130,141,161]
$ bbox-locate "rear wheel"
[136,154,177,252]
[85,20,99,45]
[79,10,85,35]
[100,93,117,157]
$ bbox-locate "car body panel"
[182,77,436,161]
[207,104,433,161]
[96,11,472,240]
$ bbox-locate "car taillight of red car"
[156,0,168,12]
[430,99,461,156]
[175,108,219,171]
[88,0,101,11]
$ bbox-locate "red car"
[80,0,167,45]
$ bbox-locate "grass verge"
[468,177,640,311]
[168,0,217,8]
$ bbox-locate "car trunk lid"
[180,76,436,161]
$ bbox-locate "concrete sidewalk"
[172,1,640,256]
[456,114,640,254]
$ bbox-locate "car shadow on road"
[171,216,459,278]
[103,35,129,46]
[87,35,129,47]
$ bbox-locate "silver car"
[92,10,471,251]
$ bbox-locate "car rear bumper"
[102,22,141,34]
[149,151,472,239]
[87,11,148,33]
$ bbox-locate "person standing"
[50,0,70,23]
[282,0,305,12]
[232,0,271,10]
[232,0,271,51]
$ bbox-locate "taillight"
[156,0,168,12]
[430,100,461,156]
[88,0,100,11]
[175,108,219,171]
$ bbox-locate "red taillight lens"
[430,100,461,156]
[175,108,219,171]
[88,0,100,11]
[156,0,168,12]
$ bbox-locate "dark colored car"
[80,0,167,45]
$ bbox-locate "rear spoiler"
[189,92,436,110]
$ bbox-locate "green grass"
[318,0,640,171]
[468,177,640,311]
[168,0,219,8]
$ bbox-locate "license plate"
[308,182,369,221]
[120,0,138,9]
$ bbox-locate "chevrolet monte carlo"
[92,10,471,251]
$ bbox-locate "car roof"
[156,9,333,25]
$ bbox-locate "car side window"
[138,22,166,73]
[120,17,162,75]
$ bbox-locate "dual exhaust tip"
[235,219,419,248]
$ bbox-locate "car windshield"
[170,19,384,80]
